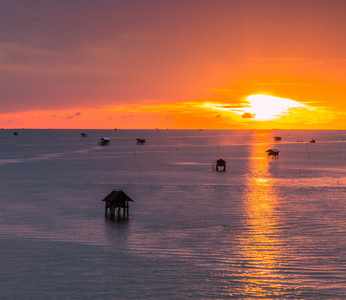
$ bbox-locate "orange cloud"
[242,112,255,119]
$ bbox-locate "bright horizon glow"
[0,96,341,130]
[244,94,308,121]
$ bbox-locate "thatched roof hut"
[98,137,110,146]
[215,159,226,172]
[266,148,280,158]
[102,190,134,218]
[136,138,146,145]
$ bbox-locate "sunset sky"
[1,0,345,129]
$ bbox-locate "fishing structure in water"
[102,190,134,219]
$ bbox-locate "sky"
[0,0,346,129]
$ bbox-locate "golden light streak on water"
[239,131,286,297]
[220,131,288,297]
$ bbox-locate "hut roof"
[102,190,134,203]
[216,158,226,162]
[266,148,280,153]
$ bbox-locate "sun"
[201,94,310,124]
[244,94,307,121]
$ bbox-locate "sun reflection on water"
[219,131,290,298]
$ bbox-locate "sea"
[0,129,345,299]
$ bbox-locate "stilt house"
[266,149,280,159]
[136,138,146,145]
[98,137,110,146]
[102,190,134,219]
[215,159,226,172]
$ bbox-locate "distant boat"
[310,139,316,143]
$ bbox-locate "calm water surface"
[0,129,345,299]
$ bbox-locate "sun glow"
[0,97,339,130]
[244,94,308,121]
